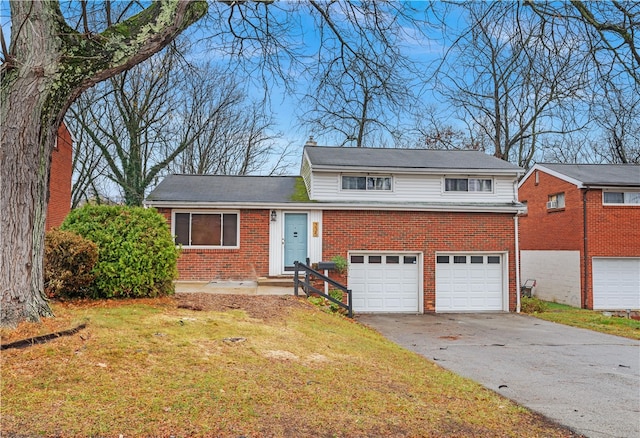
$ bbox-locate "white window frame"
[602,190,640,205]
[172,210,240,249]
[547,193,565,209]
[341,175,393,191]
[443,177,493,193]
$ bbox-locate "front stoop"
[257,276,296,295]
[175,277,295,296]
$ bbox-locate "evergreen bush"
[44,229,98,299]
[61,205,179,298]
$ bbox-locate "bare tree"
[68,43,281,206]
[296,2,427,147]
[66,91,112,208]
[516,1,640,166]
[591,86,640,164]
[1,1,207,326]
[525,1,640,86]
[200,1,434,148]
[436,2,588,168]
[169,75,288,176]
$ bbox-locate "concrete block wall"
[520,250,581,307]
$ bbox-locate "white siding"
[520,250,581,307]
[309,172,516,204]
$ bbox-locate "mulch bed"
[175,293,313,320]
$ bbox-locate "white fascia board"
[519,164,584,189]
[145,200,523,214]
[311,165,522,176]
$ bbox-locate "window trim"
[443,177,494,193]
[172,210,240,249]
[341,174,393,192]
[602,190,640,206]
[547,192,565,210]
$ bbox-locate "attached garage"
[592,258,640,310]
[436,253,505,312]
[349,253,421,313]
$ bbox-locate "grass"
[521,297,640,340]
[0,298,576,437]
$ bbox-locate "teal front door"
[284,213,308,270]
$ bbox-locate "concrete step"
[175,280,295,296]
[257,277,296,287]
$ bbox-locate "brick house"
[146,144,525,313]
[46,123,73,230]
[518,164,640,310]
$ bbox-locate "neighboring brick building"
[46,123,73,230]
[518,164,640,310]
[148,144,524,313]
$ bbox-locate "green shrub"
[520,296,548,314]
[328,289,345,312]
[308,289,347,315]
[61,205,179,299]
[44,229,98,299]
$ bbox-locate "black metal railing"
[293,259,353,318]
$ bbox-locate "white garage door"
[349,253,420,312]
[593,258,640,310]
[436,254,504,312]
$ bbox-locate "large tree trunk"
[0,0,207,327]
[1,2,62,326]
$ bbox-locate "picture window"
[174,212,238,247]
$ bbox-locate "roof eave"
[145,200,523,214]
[310,165,522,175]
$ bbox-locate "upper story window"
[603,191,640,205]
[342,175,392,191]
[547,193,565,209]
[174,212,238,247]
[444,178,492,192]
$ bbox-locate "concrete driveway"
[357,313,640,438]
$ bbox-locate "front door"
[284,213,308,271]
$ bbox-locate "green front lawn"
[521,297,640,340]
[1,297,574,437]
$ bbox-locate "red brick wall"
[583,189,640,308]
[322,210,517,312]
[156,208,270,281]
[46,123,73,230]
[518,169,640,309]
[518,170,584,251]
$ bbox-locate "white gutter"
[311,166,522,176]
[514,214,521,313]
[145,200,524,214]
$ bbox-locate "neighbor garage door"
[592,258,640,310]
[436,254,504,312]
[349,253,420,312]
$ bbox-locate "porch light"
[271,210,277,222]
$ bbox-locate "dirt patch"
[175,292,313,320]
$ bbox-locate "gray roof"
[304,146,522,172]
[539,163,640,187]
[146,175,299,203]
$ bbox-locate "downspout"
[582,188,589,309]
[514,214,521,313]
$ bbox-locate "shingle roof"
[304,146,522,172]
[146,175,300,203]
[539,163,640,187]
